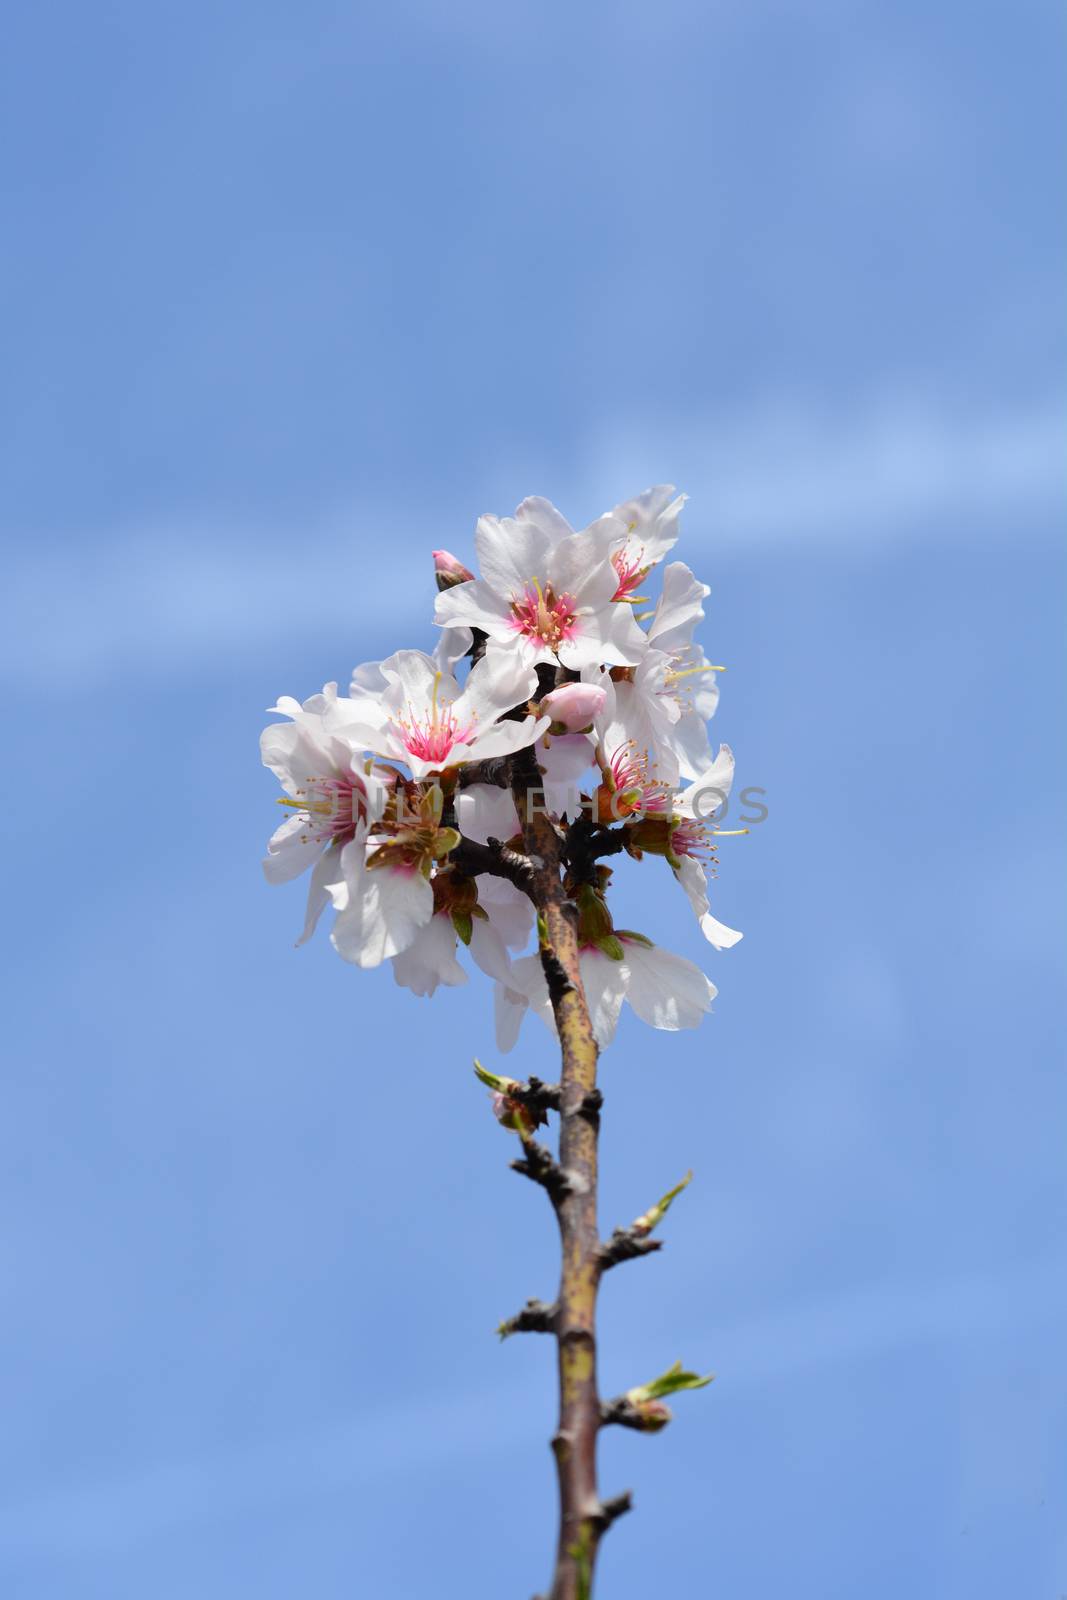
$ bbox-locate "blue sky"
[2,3,1064,1596]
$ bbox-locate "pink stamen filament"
[608,743,672,815]
[611,546,647,602]
[673,817,716,864]
[396,700,475,768]
[280,775,367,844]
[509,580,579,649]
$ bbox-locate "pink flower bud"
[631,1399,672,1432]
[433,549,475,592]
[490,1091,545,1138]
[540,682,607,732]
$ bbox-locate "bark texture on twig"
[498,1298,559,1339]
[449,835,536,896]
[509,743,619,1600]
[598,1230,664,1272]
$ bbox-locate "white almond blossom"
[606,561,721,785]
[608,485,687,603]
[390,898,516,998]
[667,748,744,951]
[260,482,742,1015]
[328,839,435,970]
[259,483,747,1593]
[434,497,648,673]
[331,647,548,779]
[389,865,530,998]
[260,683,392,945]
[497,936,717,1052]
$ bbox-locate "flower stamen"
[611,547,650,604]
[392,677,477,769]
[509,579,579,650]
[276,776,367,845]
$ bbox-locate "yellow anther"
[667,663,726,681]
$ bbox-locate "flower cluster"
[260,487,741,1046]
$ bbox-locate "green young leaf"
[420,782,445,825]
[595,933,625,961]
[472,1059,518,1095]
[613,928,653,948]
[627,1359,715,1405]
[632,1170,693,1236]
[452,909,473,946]
[432,826,461,858]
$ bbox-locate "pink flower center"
[607,742,671,816]
[509,580,578,649]
[395,701,475,768]
[672,816,715,864]
[611,547,647,602]
[282,775,367,845]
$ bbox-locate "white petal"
[380,649,460,712]
[331,863,433,969]
[349,659,390,696]
[578,948,629,1048]
[612,485,685,567]
[672,854,712,921]
[536,732,597,818]
[460,644,538,721]
[469,917,513,984]
[434,626,474,674]
[494,983,528,1053]
[678,745,736,819]
[557,601,647,671]
[699,911,743,951]
[670,709,714,782]
[296,839,344,946]
[465,714,550,764]
[648,561,710,653]
[548,518,625,609]
[514,495,575,544]
[261,718,340,793]
[392,913,468,996]
[476,875,534,949]
[621,940,717,1031]
[326,692,391,743]
[670,856,743,950]
[434,578,513,636]
[262,816,323,884]
[455,784,521,845]
[510,952,556,1033]
[475,512,553,599]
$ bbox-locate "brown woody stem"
[510,745,618,1600]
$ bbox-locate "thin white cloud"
[584,390,1065,549]
[1,1252,1059,1554]
[4,391,1061,687]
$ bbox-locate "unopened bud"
[433,549,475,591]
[631,1171,693,1237]
[540,681,606,732]
[474,1059,548,1137]
[490,1091,544,1138]
[629,1399,673,1432]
